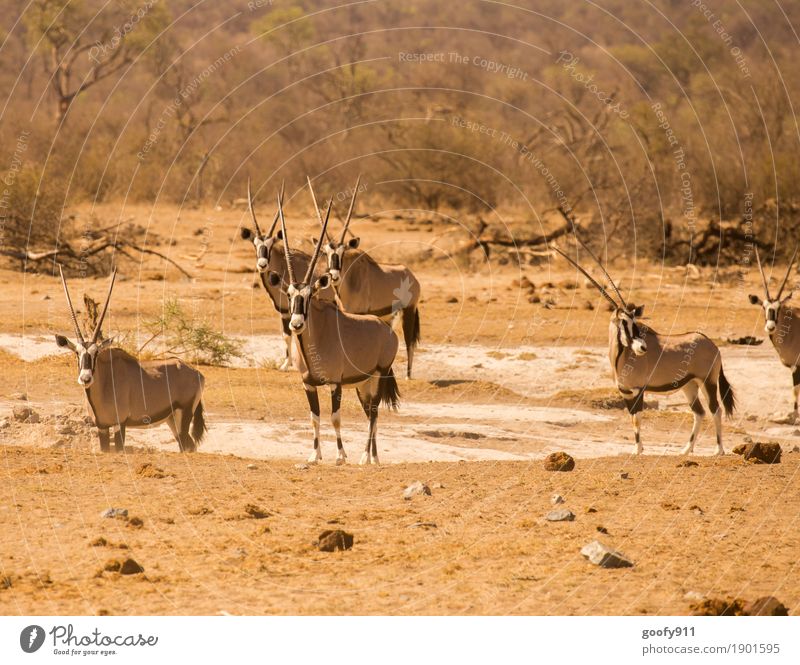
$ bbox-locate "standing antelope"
[240,180,335,371]
[267,192,400,465]
[307,176,421,379]
[554,239,735,455]
[748,245,800,419]
[54,267,207,452]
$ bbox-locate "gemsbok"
[748,245,800,419]
[267,192,400,465]
[240,179,334,370]
[55,267,207,453]
[554,238,735,455]
[307,176,421,379]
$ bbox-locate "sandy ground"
[1,201,799,615]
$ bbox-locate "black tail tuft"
[378,368,400,411]
[402,306,421,350]
[191,401,207,446]
[718,367,736,418]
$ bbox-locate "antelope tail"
[402,306,421,350]
[378,367,400,411]
[191,401,208,446]
[718,367,736,418]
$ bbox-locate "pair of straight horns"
[59,265,117,345]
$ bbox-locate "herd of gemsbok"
[52,178,800,462]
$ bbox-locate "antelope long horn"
[777,245,798,299]
[307,176,332,243]
[266,180,285,238]
[304,198,332,284]
[92,267,117,342]
[247,177,263,237]
[277,192,296,285]
[754,245,771,300]
[340,174,361,244]
[551,246,621,310]
[59,265,85,343]
[572,233,627,310]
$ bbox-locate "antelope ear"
[314,274,332,292]
[783,291,794,303]
[98,337,114,350]
[633,304,645,317]
[748,294,761,305]
[267,271,281,287]
[276,229,284,241]
[348,237,360,249]
[55,334,76,351]
[308,236,320,249]
[240,227,253,241]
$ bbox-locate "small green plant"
[141,297,242,366]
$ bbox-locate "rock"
[583,301,594,310]
[127,517,144,528]
[619,472,629,480]
[546,509,575,522]
[294,463,310,470]
[690,597,747,616]
[771,412,796,425]
[792,446,800,453]
[743,596,789,616]
[100,508,128,519]
[580,540,634,568]
[596,526,609,534]
[725,336,763,346]
[12,406,39,424]
[136,463,166,479]
[90,537,108,547]
[119,558,144,575]
[445,296,459,304]
[684,590,705,602]
[550,493,565,505]
[244,504,270,519]
[544,452,575,472]
[586,507,597,513]
[403,481,431,500]
[676,460,699,468]
[732,442,782,464]
[317,529,354,552]
[408,522,437,529]
[10,392,27,400]
[246,464,257,470]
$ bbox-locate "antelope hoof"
[279,359,292,372]
[681,443,694,456]
[335,452,347,466]
[371,454,380,465]
[307,451,321,464]
[716,446,725,456]
[359,452,370,465]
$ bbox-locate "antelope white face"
[615,306,647,356]
[749,294,790,334]
[241,228,278,274]
[269,272,331,334]
[54,335,112,387]
[319,237,359,283]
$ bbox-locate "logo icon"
[392,277,414,313]
[20,625,45,653]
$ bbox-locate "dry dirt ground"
[1,201,799,615]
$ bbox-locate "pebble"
[546,509,575,522]
[550,494,565,505]
[101,508,128,519]
[403,481,432,500]
[580,540,634,568]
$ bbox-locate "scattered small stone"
[661,502,680,511]
[744,596,789,616]
[676,460,699,468]
[10,392,27,401]
[90,537,108,547]
[115,558,144,575]
[294,463,310,470]
[689,504,704,515]
[403,481,432,500]
[690,597,748,616]
[791,446,800,453]
[550,493,565,505]
[684,590,705,602]
[544,452,575,472]
[619,472,629,480]
[246,464,258,470]
[127,517,144,529]
[546,509,575,522]
[583,301,594,310]
[244,504,271,519]
[445,296,459,304]
[732,442,782,464]
[409,522,437,529]
[100,508,128,519]
[316,529,354,552]
[586,507,597,513]
[726,336,763,346]
[597,526,609,534]
[580,540,634,568]
[729,505,745,513]
[12,406,39,424]
[136,463,167,479]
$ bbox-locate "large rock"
[580,540,633,568]
[544,452,575,472]
[403,481,431,500]
[317,530,354,552]
[12,406,39,424]
[744,596,789,616]
[732,442,782,464]
[546,509,575,522]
